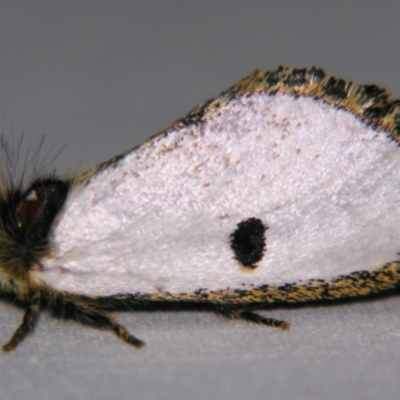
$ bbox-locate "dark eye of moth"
[15,178,70,242]
[16,191,43,226]
[229,217,268,269]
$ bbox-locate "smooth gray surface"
[1,1,400,399]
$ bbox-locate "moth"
[1,66,400,351]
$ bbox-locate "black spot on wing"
[229,218,268,269]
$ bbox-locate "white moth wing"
[38,74,400,296]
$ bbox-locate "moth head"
[0,178,70,280]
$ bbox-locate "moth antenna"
[0,132,64,194]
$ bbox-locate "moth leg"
[2,291,41,352]
[218,307,290,330]
[239,310,290,329]
[53,295,145,348]
[94,312,145,348]
[108,318,145,348]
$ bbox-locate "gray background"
[1,1,400,399]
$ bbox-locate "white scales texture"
[38,93,400,296]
